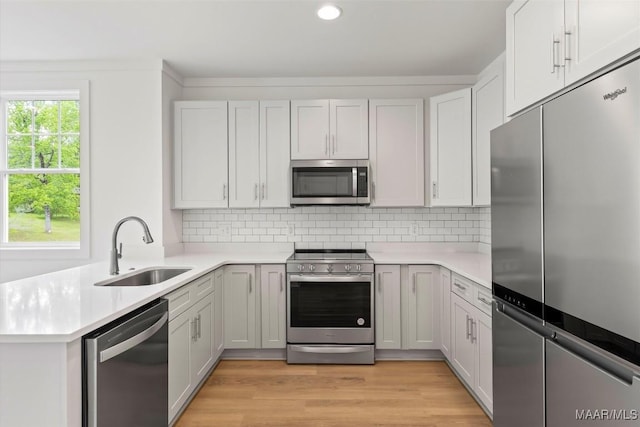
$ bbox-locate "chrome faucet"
[110,216,154,275]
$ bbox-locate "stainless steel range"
[286,249,374,364]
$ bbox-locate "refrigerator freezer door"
[544,58,640,344]
[490,107,543,307]
[546,339,640,426]
[493,301,546,427]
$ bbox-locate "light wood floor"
[175,360,492,427]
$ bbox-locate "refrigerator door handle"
[551,329,640,386]
[495,300,553,338]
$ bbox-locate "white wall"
[0,61,167,282]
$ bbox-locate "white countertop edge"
[1,249,491,343]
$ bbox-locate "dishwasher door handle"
[99,312,168,363]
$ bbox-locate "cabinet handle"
[280,272,284,293]
[197,314,202,339]
[325,134,329,155]
[432,182,437,198]
[261,183,265,200]
[564,30,572,63]
[372,182,376,200]
[254,183,258,201]
[466,315,471,340]
[412,273,416,294]
[223,184,226,200]
[249,274,252,293]
[192,319,197,342]
[377,273,382,294]
[453,282,467,291]
[551,34,561,73]
[332,135,336,155]
[470,319,477,343]
[478,296,492,306]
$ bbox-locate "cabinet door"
[259,101,290,207]
[473,57,504,206]
[439,267,452,360]
[191,292,215,385]
[224,265,257,349]
[229,101,260,208]
[290,100,329,159]
[404,266,439,350]
[213,269,224,359]
[506,0,565,115]
[329,99,368,159]
[369,99,424,207]
[260,265,286,349]
[564,0,640,85]
[374,265,402,350]
[450,293,475,386]
[168,310,193,422]
[174,101,228,208]
[430,88,472,207]
[474,308,493,413]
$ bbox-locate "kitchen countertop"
[0,249,491,344]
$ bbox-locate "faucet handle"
[118,242,123,259]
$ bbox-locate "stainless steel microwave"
[290,160,370,206]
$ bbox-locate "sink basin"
[95,267,192,287]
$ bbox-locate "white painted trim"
[183,75,477,88]
[161,60,184,87]
[0,59,164,74]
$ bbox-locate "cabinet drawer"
[474,287,493,317]
[192,273,214,300]
[451,273,475,303]
[166,284,194,321]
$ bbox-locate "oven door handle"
[289,345,372,354]
[288,274,372,283]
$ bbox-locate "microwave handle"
[352,168,358,197]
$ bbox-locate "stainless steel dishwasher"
[83,299,168,427]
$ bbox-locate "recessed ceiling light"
[317,4,342,20]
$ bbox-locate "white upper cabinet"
[174,101,228,208]
[506,0,640,116]
[506,0,565,115]
[228,101,290,208]
[229,101,260,208]
[564,0,640,84]
[430,88,472,207]
[369,99,425,207]
[291,99,368,159]
[473,55,505,206]
[259,101,291,208]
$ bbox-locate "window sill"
[0,246,89,260]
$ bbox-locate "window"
[0,82,89,258]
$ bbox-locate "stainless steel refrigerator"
[492,57,640,427]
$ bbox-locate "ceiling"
[0,0,510,79]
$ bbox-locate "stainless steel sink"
[94,267,192,287]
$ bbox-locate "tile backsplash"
[183,206,491,249]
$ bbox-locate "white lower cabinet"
[260,265,286,349]
[224,264,286,350]
[224,265,258,349]
[375,265,402,349]
[167,271,219,423]
[450,290,493,414]
[439,267,452,359]
[213,268,224,359]
[374,265,439,350]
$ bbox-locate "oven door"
[287,274,374,344]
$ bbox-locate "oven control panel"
[288,262,374,274]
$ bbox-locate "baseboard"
[222,348,287,360]
[374,349,444,361]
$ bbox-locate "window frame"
[0,81,90,259]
